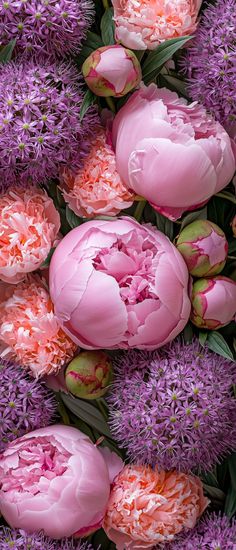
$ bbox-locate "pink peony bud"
[65,351,112,399]
[176,220,228,277]
[82,45,142,97]
[231,215,236,237]
[190,276,236,329]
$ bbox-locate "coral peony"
[0,275,77,377]
[103,464,209,549]
[111,0,201,50]
[112,84,235,220]
[82,45,141,97]
[0,528,95,549]
[0,0,93,59]
[61,126,134,217]
[166,512,236,549]
[0,60,97,187]
[0,187,60,284]
[191,276,236,329]
[108,339,236,472]
[0,425,123,539]
[65,351,112,400]
[0,359,57,453]
[49,218,190,350]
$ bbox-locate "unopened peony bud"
[65,351,112,399]
[82,45,141,97]
[190,276,236,329]
[176,220,228,277]
[231,215,236,237]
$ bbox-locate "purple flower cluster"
[0,359,57,453]
[0,528,95,549]
[108,339,236,472]
[166,513,236,549]
[0,60,97,188]
[0,0,94,59]
[182,0,236,138]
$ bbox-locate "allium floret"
[0,527,95,549]
[166,512,236,549]
[108,339,236,472]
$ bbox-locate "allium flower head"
[0,275,77,378]
[0,0,94,59]
[61,126,134,217]
[182,0,236,138]
[0,60,97,187]
[0,527,95,549]
[0,359,57,453]
[0,186,60,284]
[108,338,236,472]
[166,512,236,549]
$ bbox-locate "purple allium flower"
[0,60,98,188]
[182,0,236,138]
[108,339,236,472]
[0,0,94,59]
[0,359,57,452]
[165,513,236,549]
[0,528,95,549]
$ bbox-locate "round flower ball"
[0,0,94,59]
[166,513,236,549]
[0,425,123,539]
[191,276,236,329]
[0,275,77,378]
[0,186,60,284]
[103,464,209,549]
[82,45,142,97]
[176,220,228,277]
[0,528,95,549]
[182,0,236,138]
[108,339,236,472]
[0,60,97,188]
[0,359,57,453]
[65,351,112,400]
[49,218,191,350]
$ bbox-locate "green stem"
[105,96,116,113]
[102,0,109,8]
[134,200,147,222]
[216,192,236,204]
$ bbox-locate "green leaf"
[61,394,112,438]
[183,323,193,344]
[207,332,234,361]
[40,247,56,268]
[199,331,208,347]
[80,89,96,121]
[227,453,236,491]
[76,31,104,67]
[65,205,83,228]
[180,206,207,230]
[155,212,174,240]
[203,484,225,502]
[101,8,115,46]
[0,39,16,64]
[224,484,236,518]
[142,36,193,83]
[228,239,236,255]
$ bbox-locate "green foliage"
[0,39,16,64]
[142,36,193,84]
[101,8,115,45]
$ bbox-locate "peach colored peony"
[103,465,209,549]
[112,0,202,50]
[0,187,60,284]
[0,275,77,378]
[61,127,134,218]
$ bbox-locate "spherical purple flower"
[108,339,236,472]
[0,528,95,549]
[0,359,57,453]
[0,0,94,59]
[0,60,97,188]
[182,0,236,138]
[165,513,236,549]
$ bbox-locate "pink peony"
[60,126,134,217]
[49,218,190,350]
[0,425,123,539]
[0,275,77,378]
[191,276,236,329]
[112,84,235,220]
[112,0,202,50]
[0,187,60,284]
[103,464,209,549]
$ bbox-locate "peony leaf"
[199,331,208,347]
[224,484,236,518]
[65,205,83,228]
[80,88,96,121]
[61,393,113,438]
[0,39,16,64]
[40,247,56,268]
[101,8,115,46]
[180,206,207,230]
[142,35,193,83]
[183,323,193,343]
[227,453,236,491]
[207,332,234,361]
[76,31,104,66]
[155,212,174,240]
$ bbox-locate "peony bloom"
[82,45,141,97]
[108,339,236,472]
[0,60,97,187]
[0,187,60,284]
[112,84,235,220]
[0,359,57,453]
[0,425,124,539]
[111,0,201,50]
[176,220,228,277]
[0,0,94,59]
[166,512,236,549]
[103,464,209,549]
[65,351,112,400]
[191,276,236,329]
[0,275,77,378]
[0,528,95,549]
[60,126,134,218]
[182,0,236,139]
[49,218,191,350]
